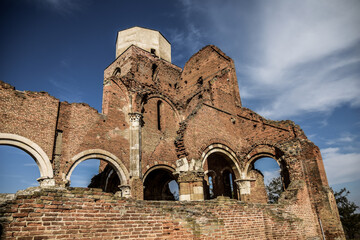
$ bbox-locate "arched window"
[152,64,158,79]
[143,167,179,200]
[204,152,239,200]
[112,67,121,76]
[0,145,39,193]
[250,157,285,203]
[70,159,121,193]
[157,100,162,131]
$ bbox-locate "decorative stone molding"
[37,177,56,187]
[67,149,129,185]
[128,112,143,125]
[177,171,204,183]
[116,185,131,198]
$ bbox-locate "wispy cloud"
[326,132,357,145]
[322,147,360,185]
[49,77,84,103]
[31,0,86,15]
[177,0,360,120]
[262,170,281,185]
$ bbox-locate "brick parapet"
[0,187,325,240]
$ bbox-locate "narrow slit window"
[152,64,158,79]
[157,100,162,131]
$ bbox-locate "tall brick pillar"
[177,171,205,201]
[128,112,143,200]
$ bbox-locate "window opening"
[152,64,158,79]
[71,159,120,193]
[205,152,239,200]
[157,100,162,131]
[144,168,178,200]
[253,157,285,203]
[208,176,214,199]
[151,48,156,54]
[0,145,39,193]
[112,67,121,76]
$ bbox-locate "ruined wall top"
[116,26,171,62]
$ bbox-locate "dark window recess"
[112,67,121,76]
[151,48,156,54]
[157,100,162,131]
[152,64,158,78]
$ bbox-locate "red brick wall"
[0,81,59,160]
[1,187,322,240]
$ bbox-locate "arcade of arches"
[0,26,345,239]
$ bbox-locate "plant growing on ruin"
[334,188,360,240]
[266,176,283,204]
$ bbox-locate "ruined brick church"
[0,27,345,239]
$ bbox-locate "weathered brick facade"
[0,27,344,239]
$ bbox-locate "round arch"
[243,144,284,178]
[143,165,178,200]
[201,143,241,199]
[0,133,54,180]
[201,143,241,179]
[243,144,290,189]
[66,149,129,186]
[143,164,175,182]
[141,94,182,122]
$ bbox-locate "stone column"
[128,112,143,199]
[177,171,205,201]
[234,178,254,202]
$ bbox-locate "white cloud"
[178,0,360,120]
[321,147,360,185]
[326,132,357,145]
[262,170,280,185]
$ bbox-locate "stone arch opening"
[0,145,40,192]
[66,149,129,191]
[201,144,241,200]
[0,133,54,187]
[69,159,121,194]
[143,165,178,200]
[203,152,239,199]
[244,151,290,203]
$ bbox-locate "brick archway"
[201,143,241,179]
[243,144,290,190]
[0,133,55,186]
[66,149,129,186]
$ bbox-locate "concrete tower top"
[116,26,171,62]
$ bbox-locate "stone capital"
[37,177,56,188]
[128,112,143,123]
[115,185,131,198]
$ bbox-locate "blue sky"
[0,0,359,206]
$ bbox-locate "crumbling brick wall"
[0,35,345,239]
[1,187,321,240]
